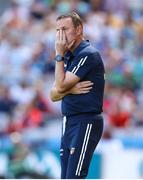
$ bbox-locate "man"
[50,12,105,179]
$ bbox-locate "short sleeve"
[67,54,95,79]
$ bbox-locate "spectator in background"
[0,84,17,115]
[1,0,29,30]
[21,90,51,129]
[104,84,136,127]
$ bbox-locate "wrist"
[55,54,64,62]
[55,51,64,57]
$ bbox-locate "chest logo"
[70,147,75,155]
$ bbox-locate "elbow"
[52,99,57,102]
[50,91,57,102]
[50,94,61,102]
[50,95,59,102]
[50,96,57,102]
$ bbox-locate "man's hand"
[55,30,68,56]
[69,81,93,94]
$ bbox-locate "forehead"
[56,17,73,28]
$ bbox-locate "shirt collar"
[64,40,90,59]
[64,50,73,60]
[72,40,90,57]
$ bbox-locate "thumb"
[68,39,76,49]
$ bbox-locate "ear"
[76,25,82,36]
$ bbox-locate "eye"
[62,27,68,31]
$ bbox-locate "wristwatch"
[55,55,64,62]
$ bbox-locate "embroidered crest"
[70,147,75,155]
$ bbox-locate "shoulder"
[77,45,102,63]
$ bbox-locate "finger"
[83,83,93,87]
[82,81,93,83]
[62,30,66,43]
[56,30,60,41]
[80,83,94,88]
[80,81,94,86]
[77,82,89,87]
[81,87,93,91]
[68,39,76,49]
[81,90,90,94]
[81,81,92,83]
[59,29,62,42]
[61,30,64,41]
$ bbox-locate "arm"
[50,84,69,102]
[50,81,93,102]
[55,62,80,93]
[55,29,80,93]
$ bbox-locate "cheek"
[66,31,76,42]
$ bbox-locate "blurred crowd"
[0,0,143,178]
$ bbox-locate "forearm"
[55,61,79,93]
[55,61,66,92]
[50,85,69,102]
[50,80,93,102]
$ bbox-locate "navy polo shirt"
[62,40,105,116]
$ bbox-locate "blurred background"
[0,0,143,178]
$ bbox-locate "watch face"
[55,55,63,62]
